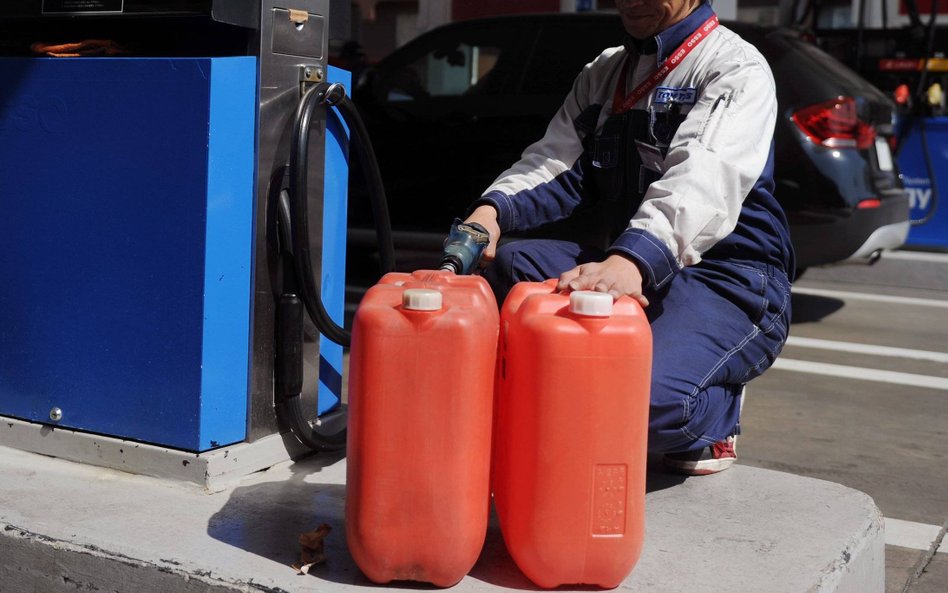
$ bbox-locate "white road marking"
[786,336,948,363]
[786,253,948,552]
[792,286,948,309]
[885,518,946,553]
[885,250,948,264]
[771,358,948,391]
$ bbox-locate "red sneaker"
[663,436,737,476]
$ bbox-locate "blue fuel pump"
[0,0,394,464]
[899,115,948,249]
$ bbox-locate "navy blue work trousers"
[483,239,791,453]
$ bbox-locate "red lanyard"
[611,15,719,115]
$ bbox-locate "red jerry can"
[493,281,652,589]
[346,271,499,587]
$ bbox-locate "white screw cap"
[402,288,442,311]
[569,290,613,317]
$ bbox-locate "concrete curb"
[0,446,884,593]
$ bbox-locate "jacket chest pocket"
[648,108,687,148]
[587,114,628,202]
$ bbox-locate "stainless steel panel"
[247,0,330,442]
[271,8,325,59]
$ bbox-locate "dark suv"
[346,13,909,287]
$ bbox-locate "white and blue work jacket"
[472,2,795,288]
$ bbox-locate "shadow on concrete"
[789,292,845,324]
[467,468,680,591]
[208,456,683,589]
[206,450,368,586]
[646,470,689,493]
[645,454,689,493]
[467,517,603,590]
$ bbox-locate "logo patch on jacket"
[653,87,697,105]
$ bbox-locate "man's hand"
[464,205,501,264]
[556,254,650,308]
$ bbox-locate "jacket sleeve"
[608,51,778,289]
[468,50,620,232]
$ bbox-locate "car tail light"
[791,97,876,150]
[857,198,882,209]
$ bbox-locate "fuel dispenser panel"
[900,116,948,249]
[0,56,257,451]
[0,0,353,466]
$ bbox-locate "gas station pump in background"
[792,0,948,249]
[879,0,948,249]
[0,0,393,483]
[894,72,947,249]
[888,47,947,249]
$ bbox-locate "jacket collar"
[622,1,716,61]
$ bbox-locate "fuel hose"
[275,80,395,451]
[288,81,394,347]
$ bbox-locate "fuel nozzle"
[440,218,490,275]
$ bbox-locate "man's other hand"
[556,254,650,308]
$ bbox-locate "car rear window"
[782,35,879,90]
[757,31,887,105]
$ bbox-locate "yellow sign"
[926,58,948,72]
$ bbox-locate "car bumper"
[789,191,910,269]
[844,219,911,262]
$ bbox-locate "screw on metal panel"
[301,66,324,83]
[49,407,62,422]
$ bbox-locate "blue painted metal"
[0,57,257,451]
[317,66,351,415]
[899,115,948,250]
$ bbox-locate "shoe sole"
[663,455,736,476]
[663,434,738,476]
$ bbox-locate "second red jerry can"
[346,271,499,587]
[493,281,652,589]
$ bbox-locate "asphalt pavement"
[738,249,948,593]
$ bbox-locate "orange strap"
[31,39,128,57]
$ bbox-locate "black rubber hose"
[904,0,923,29]
[855,0,867,72]
[911,118,939,226]
[899,0,940,226]
[274,201,348,452]
[792,0,815,28]
[288,82,396,348]
[275,398,348,452]
[790,0,802,25]
[277,81,396,452]
[289,83,348,346]
[913,0,940,107]
[334,91,397,276]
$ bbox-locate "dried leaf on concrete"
[291,523,332,575]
